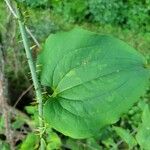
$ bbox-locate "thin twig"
[4,0,18,18]
[13,84,33,108]
[4,0,40,48]
[25,26,40,48]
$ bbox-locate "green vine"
[4,1,45,149]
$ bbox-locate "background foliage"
[0,0,150,149]
[16,0,150,32]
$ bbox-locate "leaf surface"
[38,28,150,138]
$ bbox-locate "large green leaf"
[38,28,150,139]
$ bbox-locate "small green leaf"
[46,132,61,150]
[113,126,137,149]
[20,133,38,150]
[136,105,150,150]
[38,27,150,138]
[25,106,36,115]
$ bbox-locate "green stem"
[15,6,45,150]
[4,1,45,148]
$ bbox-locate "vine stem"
[4,0,45,149]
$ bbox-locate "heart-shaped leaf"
[38,28,150,139]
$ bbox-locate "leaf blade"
[38,28,150,138]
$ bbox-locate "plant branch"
[13,84,33,108]
[4,0,18,18]
[4,1,45,149]
[25,26,40,48]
